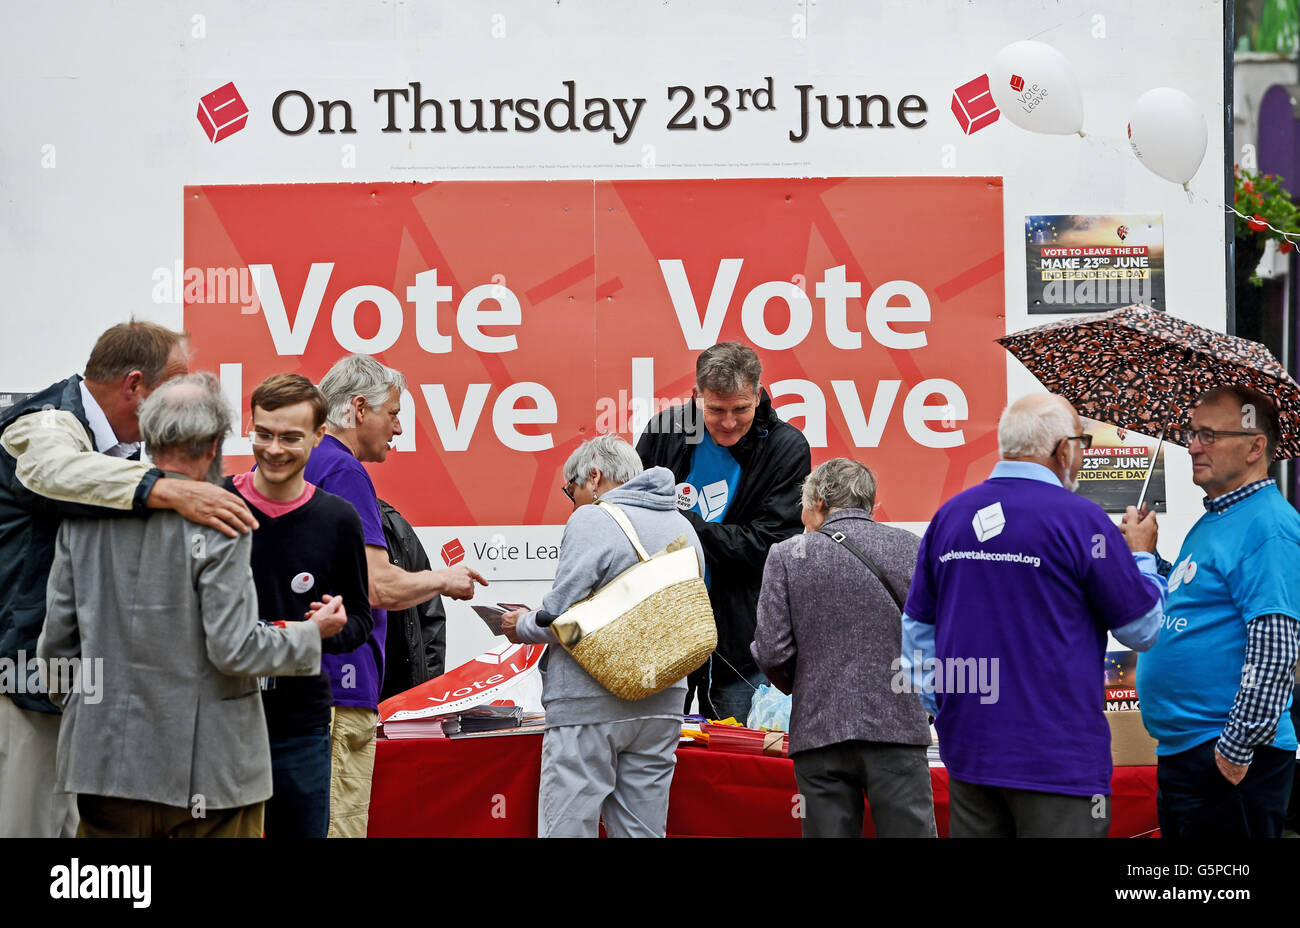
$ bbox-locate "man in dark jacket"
[378,499,447,701]
[636,342,811,721]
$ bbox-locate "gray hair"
[696,342,762,397]
[318,354,408,430]
[801,457,877,515]
[563,434,644,487]
[998,399,1076,458]
[138,372,232,484]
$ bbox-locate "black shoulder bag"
[817,528,907,615]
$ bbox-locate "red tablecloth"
[368,734,1159,837]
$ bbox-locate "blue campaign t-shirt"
[679,431,741,588]
[904,469,1159,797]
[1136,485,1300,757]
[303,433,389,710]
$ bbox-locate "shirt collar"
[989,460,1063,487]
[78,380,140,458]
[1203,478,1275,513]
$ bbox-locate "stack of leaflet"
[384,703,523,740]
[702,721,789,757]
[378,642,546,739]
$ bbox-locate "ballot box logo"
[477,643,524,666]
[1167,554,1197,592]
[441,537,466,566]
[951,73,999,135]
[1008,74,1025,93]
[197,82,249,143]
[698,479,730,521]
[971,501,1006,542]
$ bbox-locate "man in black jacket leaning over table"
[636,342,811,722]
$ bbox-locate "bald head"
[138,372,232,483]
[997,392,1085,490]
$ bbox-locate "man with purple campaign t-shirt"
[899,393,1167,837]
[311,355,487,838]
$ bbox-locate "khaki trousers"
[76,794,264,838]
[0,696,78,837]
[327,706,378,837]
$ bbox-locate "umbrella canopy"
[997,304,1300,460]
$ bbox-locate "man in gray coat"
[37,373,348,837]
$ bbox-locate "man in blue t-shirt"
[1137,385,1299,838]
[312,354,487,838]
[900,393,1166,837]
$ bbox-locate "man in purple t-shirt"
[899,394,1167,837]
[311,354,487,838]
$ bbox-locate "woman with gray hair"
[502,434,705,837]
[751,457,935,837]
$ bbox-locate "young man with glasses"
[1137,385,1300,838]
[900,392,1166,836]
[226,374,373,838]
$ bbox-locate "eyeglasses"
[1051,434,1093,455]
[251,431,307,447]
[1176,427,1265,447]
[560,481,576,503]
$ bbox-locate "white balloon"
[989,41,1085,136]
[1127,88,1208,188]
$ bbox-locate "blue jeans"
[266,727,332,838]
[1156,738,1296,839]
[708,664,768,724]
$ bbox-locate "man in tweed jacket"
[37,374,346,837]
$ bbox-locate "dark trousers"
[948,777,1110,837]
[1156,738,1295,839]
[265,726,331,838]
[792,741,936,838]
[77,795,263,838]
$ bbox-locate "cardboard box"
[1107,709,1158,767]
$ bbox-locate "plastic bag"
[746,683,792,732]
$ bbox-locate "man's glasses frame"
[250,430,308,448]
[1176,427,1266,447]
[1051,433,1093,455]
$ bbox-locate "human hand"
[1120,504,1158,554]
[1214,747,1248,785]
[306,593,347,639]
[500,608,527,644]
[149,478,258,537]
[435,565,489,600]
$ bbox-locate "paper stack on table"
[378,642,545,739]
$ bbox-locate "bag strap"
[595,500,651,562]
[817,527,906,615]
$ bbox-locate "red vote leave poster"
[184,177,1005,526]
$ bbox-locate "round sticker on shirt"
[291,572,315,594]
[675,482,698,511]
[1182,560,1197,585]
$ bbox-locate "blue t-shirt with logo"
[679,431,741,588]
[905,471,1159,796]
[1136,486,1300,757]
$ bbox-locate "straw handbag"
[544,501,716,701]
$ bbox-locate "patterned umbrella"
[997,303,1300,461]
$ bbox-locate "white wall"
[1,1,1229,669]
